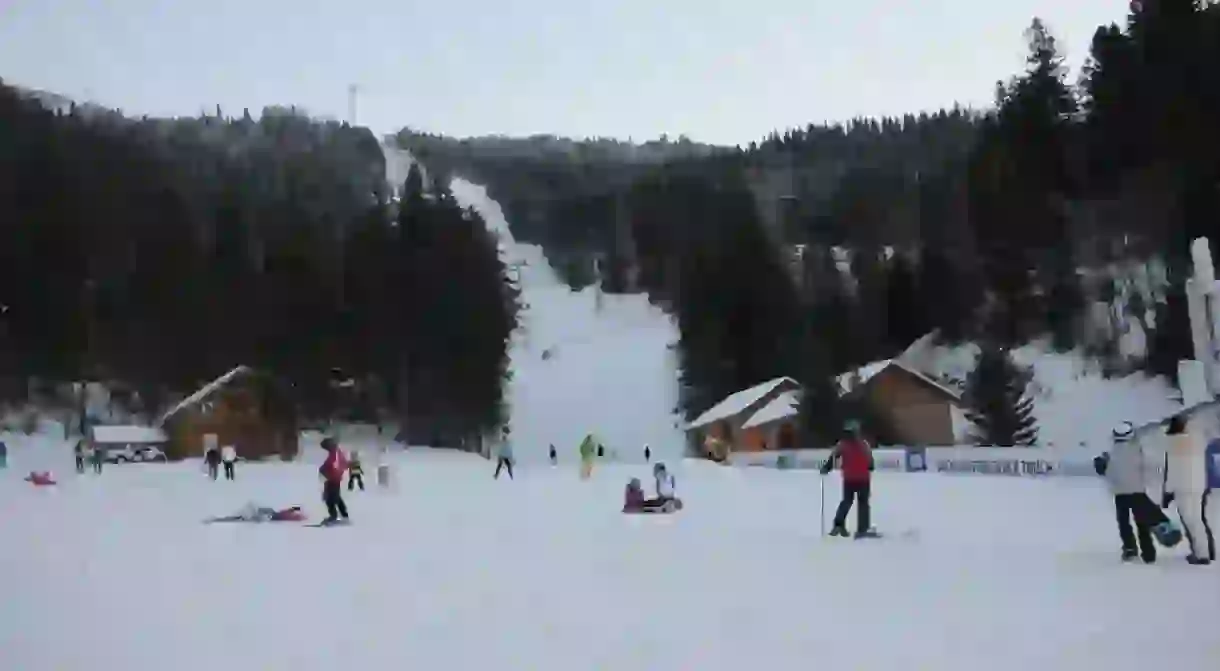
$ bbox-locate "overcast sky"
[0,0,1128,146]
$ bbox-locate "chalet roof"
[155,365,252,427]
[837,359,961,402]
[687,377,799,430]
[92,425,168,444]
[741,389,801,429]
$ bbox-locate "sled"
[1152,521,1183,548]
[624,498,684,515]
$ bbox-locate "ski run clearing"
[2,436,1219,671]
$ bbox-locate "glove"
[1093,454,1108,477]
[819,461,832,476]
[1162,492,1175,509]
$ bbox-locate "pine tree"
[1045,244,1084,352]
[883,253,926,352]
[964,344,1039,446]
[1146,270,1193,379]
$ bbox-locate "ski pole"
[820,474,826,537]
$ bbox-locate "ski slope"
[2,434,1218,671]
[447,177,685,463]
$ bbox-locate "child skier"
[820,420,877,538]
[319,438,350,523]
[91,443,105,474]
[494,429,514,480]
[221,444,237,480]
[1094,421,1160,563]
[74,440,86,474]
[1161,415,1214,565]
[579,434,596,479]
[348,451,365,491]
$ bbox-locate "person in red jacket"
[319,438,350,523]
[820,420,877,538]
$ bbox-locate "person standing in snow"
[205,446,221,480]
[319,438,350,523]
[549,444,557,466]
[1094,421,1159,563]
[494,430,515,480]
[0,440,7,470]
[74,439,86,474]
[579,434,596,479]
[644,444,651,463]
[348,451,365,491]
[221,444,237,480]
[1160,415,1214,565]
[91,442,105,474]
[820,420,876,538]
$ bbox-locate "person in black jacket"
[205,447,221,480]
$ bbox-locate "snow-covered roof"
[156,365,252,427]
[687,377,799,430]
[92,425,168,444]
[741,390,801,429]
[837,359,961,401]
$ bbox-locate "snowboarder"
[1094,421,1160,563]
[579,434,596,479]
[1160,415,1214,565]
[74,439,86,474]
[820,420,877,538]
[348,451,365,491]
[319,438,350,523]
[205,446,221,480]
[549,444,557,466]
[644,444,651,463]
[494,429,514,480]
[91,443,104,474]
[221,444,237,480]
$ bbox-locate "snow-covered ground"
[3,435,1218,671]
[448,177,685,464]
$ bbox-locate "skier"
[205,446,221,480]
[820,420,877,538]
[0,440,7,469]
[318,438,350,523]
[579,434,596,479]
[1160,414,1214,565]
[74,439,86,474]
[221,444,237,480]
[494,429,515,480]
[1094,421,1159,563]
[549,444,557,466]
[644,444,651,463]
[348,451,365,491]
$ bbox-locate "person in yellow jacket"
[579,434,596,480]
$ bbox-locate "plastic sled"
[1152,521,1183,548]
[624,498,684,515]
[25,471,57,486]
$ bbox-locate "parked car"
[103,445,167,463]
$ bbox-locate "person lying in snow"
[205,503,306,523]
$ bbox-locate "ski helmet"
[1112,421,1135,443]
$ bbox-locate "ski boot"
[1185,556,1212,566]
[828,525,850,537]
[854,527,881,539]
[1121,548,1138,562]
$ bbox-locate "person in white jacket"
[1161,415,1214,565]
[221,444,237,481]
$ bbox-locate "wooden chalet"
[155,366,298,461]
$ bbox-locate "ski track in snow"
[2,436,1219,671]
[447,176,685,463]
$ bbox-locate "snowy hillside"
[903,337,1181,449]
[3,437,1218,671]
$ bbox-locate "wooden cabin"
[686,377,802,457]
[156,366,298,461]
[838,359,962,446]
